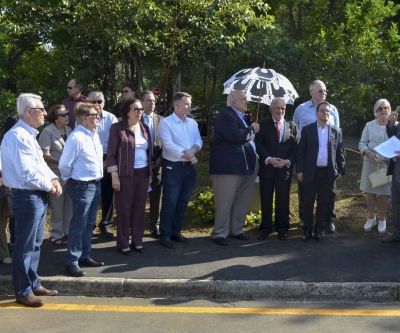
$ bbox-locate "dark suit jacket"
[140,113,164,162]
[296,122,345,182]
[106,120,152,178]
[255,117,300,180]
[386,123,400,177]
[209,106,257,175]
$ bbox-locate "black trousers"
[302,168,335,231]
[259,170,291,234]
[298,178,336,223]
[100,154,114,225]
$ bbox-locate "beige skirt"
[359,160,391,195]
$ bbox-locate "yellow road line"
[1,303,400,316]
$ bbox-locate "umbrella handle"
[256,87,262,123]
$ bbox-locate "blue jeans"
[159,160,196,239]
[64,180,101,266]
[12,190,47,297]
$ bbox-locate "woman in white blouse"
[359,99,392,233]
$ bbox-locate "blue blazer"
[296,122,345,182]
[209,106,257,175]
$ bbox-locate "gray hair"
[16,93,42,116]
[270,97,286,109]
[88,91,105,100]
[310,80,325,90]
[373,99,391,117]
[227,91,240,107]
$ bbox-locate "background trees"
[0,0,399,137]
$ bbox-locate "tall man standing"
[1,93,61,307]
[158,92,202,249]
[140,91,164,238]
[296,101,345,242]
[255,97,300,241]
[59,102,104,277]
[293,80,340,234]
[88,91,118,238]
[210,90,260,246]
[62,78,88,129]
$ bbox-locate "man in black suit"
[255,97,300,240]
[209,90,259,246]
[296,101,345,242]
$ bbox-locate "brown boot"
[33,285,58,296]
[16,293,45,307]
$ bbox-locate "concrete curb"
[1,275,399,302]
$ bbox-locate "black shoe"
[278,233,288,241]
[232,233,250,240]
[302,230,312,242]
[159,238,176,249]
[214,237,228,246]
[258,230,270,240]
[118,248,132,256]
[99,224,114,238]
[150,229,160,239]
[326,222,335,234]
[65,264,86,277]
[78,258,105,267]
[133,246,146,253]
[315,228,323,242]
[171,234,189,243]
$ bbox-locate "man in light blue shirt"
[1,93,61,307]
[59,102,104,277]
[293,80,340,234]
[88,91,118,238]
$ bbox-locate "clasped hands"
[268,157,289,168]
[182,148,198,165]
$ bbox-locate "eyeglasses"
[86,113,99,117]
[57,112,69,117]
[275,107,286,110]
[89,100,103,105]
[122,90,131,93]
[319,109,330,114]
[67,86,78,90]
[29,107,46,113]
[129,108,144,113]
[314,89,328,94]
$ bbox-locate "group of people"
[1,77,400,309]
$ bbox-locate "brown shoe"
[16,293,45,307]
[381,236,399,243]
[33,285,58,296]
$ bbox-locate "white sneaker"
[378,220,386,234]
[364,217,376,231]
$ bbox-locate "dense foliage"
[0,0,399,137]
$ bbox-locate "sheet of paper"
[374,135,400,158]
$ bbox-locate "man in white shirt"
[1,93,61,307]
[88,91,118,238]
[158,92,202,249]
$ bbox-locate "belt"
[164,159,192,166]
[316,166,327,170]
[70,178,101,184]
[11,188,46,194]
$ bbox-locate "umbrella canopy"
[223,67,299,105]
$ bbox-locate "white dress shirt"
[1,119,58,191]
[316,123,329,167]
[59,125,103,181]
[158,112,203,162]
[96,110,118,154]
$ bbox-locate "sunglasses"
[319,109,330,114]
[315,89,328,94]
[122,90,131,93]
[129,108,144,113]
[67,86,78,90]
[90,100,103,105]
[57,112,69,117]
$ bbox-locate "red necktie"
[275,121,280,141]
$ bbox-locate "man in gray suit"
[140,91,164,238]
[382,111,400,243]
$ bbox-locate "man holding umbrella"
[210,90,260,246]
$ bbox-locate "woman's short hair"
[373,99,391,117]
[119,98,141,121]
[74,102,96,124]
[46,104,65,124]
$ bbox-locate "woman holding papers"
[359,99,392,233]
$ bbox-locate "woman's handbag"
[368,161,392,189]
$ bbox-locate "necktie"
[275,121,280,142]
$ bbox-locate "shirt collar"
[172,112,187,123]
[19,119,39,136]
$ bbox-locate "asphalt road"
[1,297,400,333]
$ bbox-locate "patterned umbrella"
[223,67,299,105]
